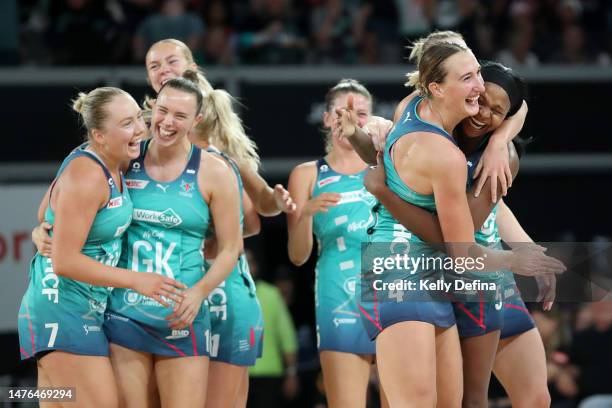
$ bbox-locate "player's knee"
[405,383,436,407]
[90,387,119,408]
[525,388,551,408]
[462,396,489,408]
[460,377,490,408]
[512,386,550,408]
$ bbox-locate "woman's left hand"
[273,184,297,213]
[473,136,511,203]
[535,273,556,311]
[167,286,207,329]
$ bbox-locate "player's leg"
[459,330,500,408]
[435,324,464,408]
[155,355,209,407]
[376,321,437,407]
[109,343,158,408]
[37,361,60,408]
[234,369,249,408]
[319,351,373,408]
[206,361,248,408]
[372,363,390,408]
[38,351,118,408]
[493,328,550,408]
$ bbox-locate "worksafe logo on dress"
[133,208,183,228]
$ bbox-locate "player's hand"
[473,137,511,203]
[535,273,556,311]
[509,244,566,277]
[32,222,53,257]
[302,193,341,217]
[132,274,186,308]
[364,152,387,196]
[334,94,358,140]
[273,184,297,213]
[362,116,393,151]
[167,286,206,329]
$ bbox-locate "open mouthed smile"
[158,126,177,141]
[469,117,487,130]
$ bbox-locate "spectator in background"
[497,24,540,68]
[395,0,436,46]
[496,1,540,67]
[530,0,561,62]
[119,0,157,28]
[306,0,358,64]
[569,302,612,407]
[552,24,594,64]
[237,0,305,64]
[110,0,157,63]
[201,0,235,65]
[247,251,299,408]
[449,0,492,59]
[133,0,204,61]
[556,0,582,28]
[48,0,118,65]
[355,0,399,64]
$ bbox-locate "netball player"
[144,39,295,216]
[341,40,564,406]
[287,79,378,408]
[343,30,528,205]
[346,61,553,407]
[103,76,241,407]
[20,87,185,407]
[184,78,265,406]
[144,39,295,406]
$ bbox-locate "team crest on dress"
[180,180,194,197]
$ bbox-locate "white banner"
[0,184,47,331]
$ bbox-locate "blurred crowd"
[17,0,612,67]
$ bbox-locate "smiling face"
[92,93,145,161]
[146,42,195,93]
[324,91,372,150]
[434,50,485,118]
[151,87,201,147]
[461,82,511,138]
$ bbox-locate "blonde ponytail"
[404,30,466,88]
[194,89,260,171]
